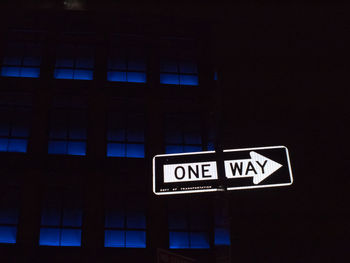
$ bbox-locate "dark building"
[0,1,348,263]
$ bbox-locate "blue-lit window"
[165,114,202,154]
[0,105,31,153]
[0,41,41,78]
[48,109,87,156]
[39,187,82,247]
[107,112,145,158]
[214,203,231,246]
[168,200,209,249]
[107,47,146,83]
[54,44,94,80]
[160,58,198,86]
[0,185,20,244]
[104,192,146,248]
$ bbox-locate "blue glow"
[165,145,183,154]
[125,230,146,248]
[105,210,125,228]
[0,66,40,78]
[8,139,27,153]
[0,208,19,224]
[127,129,144,142]
[41,207,61,226]
[126,144,144,158]
[54,69,73,79]
[183,145,202,153]
[62,209,82,227]
[0,138,9,152]
[190,232,209,249]
[0,123,9,136]
[169,232,189,249]
[67,141,86,156]
[214,71,218,81]
[74,69,93,80]
[3,56,21,65]
[207,142,215,151]
[48,140,67,154]
[165,131,182,144]
[39,228,81,247]
[0,226,17,244]
[214,228,231,246]
[105,230,124,247]
[127,72,146,83]
[107,71,146,83]
[107,143,125,157]
[160,73,179,85]
[180,75,198,86]
[60,229,81,246]
[20,67,40,78]
[126,211,146,229]
[1,67,20,77]
[39,228,60,246]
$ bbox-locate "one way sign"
[153,146,293,195]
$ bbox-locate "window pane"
[180,75,198,86]
[105,210,125,228]
[128,58,146,71]
[168,213,187,230]
[215,227,231,246]
[0,119,10,136]
[23,56,41,66]
[127,72,146,83]
[105,230,125,248]
[1,66,21,77]
[62,209,82,227]
[56,58,74,67]
[20,67,40,78]
[126,211,145,229]
[190,232,209,249]
[39,227,60,246]
[107,143,125,157]
[126,144,144,158]
[74,69,93,80]
[169,231,189,249]
[165,145,183,154]
[0,208,19,224]
[67,141,86,156]
[183,145,202,153]
[8,139,27,153]
[160,73,179,85]
[108,57,127,70]
[0,226,17,244]
[41,207,61,226]
[60,229,81,247]
[161,60,178,73]
[179,61,197,74]
[107,71,127,82]
[125,230,146,248]
[54,68,73,79]
[48,140,67,154]
[3,56,21,66]
[75,57,94,69]
[0,138,9,152]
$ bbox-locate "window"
[39,186,82,247]
[0,185,20,244]
[160,58,198,86]
[104,192,146,248]
[107,47,146,83]
[214,202,231,246]
[165,114,202,154]
[107,112,145,158]
[168,199,209,249]
[0,95,31,153]
[48,108,87,156]
[54,44,94,80]
[0,41,41,78]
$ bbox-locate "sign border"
[153,146,293,195]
